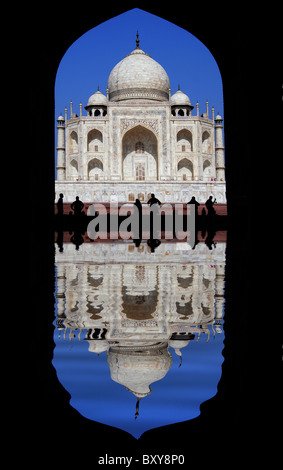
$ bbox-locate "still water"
[53,235,226,438]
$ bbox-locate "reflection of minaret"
[107,342,172,418]
[215,265,225,331]
[56,265,66,326]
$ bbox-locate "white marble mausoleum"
[55,34,226,204]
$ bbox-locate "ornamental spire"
[136,30,140,49]
[135,397,140,419]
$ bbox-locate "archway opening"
[122,125,158,181]
[88,158,103,180]
[177,158,193,180]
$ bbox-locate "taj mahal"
[55,33,226,205]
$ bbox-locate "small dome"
[86,339,109,354]
[170,89,191,106]
[169,340,191,356]
[86,90,108,107]
[57,114,65,121]
[215,113,223,121]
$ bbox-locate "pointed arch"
[177,129,193,152]
[202,130,211,153]
[176,299,193,319]
[122,125,158,181]
[69,158,78,180]
[87,129,103,151]
[177,158,193,180]
[88,157,103,180]
[69,131,78,154]
[203,158,212,180]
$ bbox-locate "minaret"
[56,114,66,181]
[215,113,225,181]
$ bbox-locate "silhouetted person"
[187,196,200,215]
[186,196,200,240]
[133,198,142,241]
[57,193,64,216]
[71,196,84,216]
[134,199,141,210]
[147,238,161,253]
[147,193,161,207]
[56,228,64,252]
[146,195,161,252]
[134,198,142,211]
[205,196,216,216]
[70,228,84,250]
[205,227,216,250]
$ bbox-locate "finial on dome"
[178,83,180,91]
[97,84,99,91]
[135,398,140,419]
[136,30,140,49]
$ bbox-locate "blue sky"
[55,8,223,126]
[53,325,224,438]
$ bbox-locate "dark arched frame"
[26,3,258,457]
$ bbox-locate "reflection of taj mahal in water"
[55,34,226,205]
[55,241,225,412]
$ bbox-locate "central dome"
[107,38,170,102]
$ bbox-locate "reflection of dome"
[170,89,191,106]
[107,343,172,398]
[107,36,170,102]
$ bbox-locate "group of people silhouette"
[56,192,218,253]
[187,195,217,217]
[56,194,85,217]
[57,193,217,217]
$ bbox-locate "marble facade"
[55,36,226,205]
